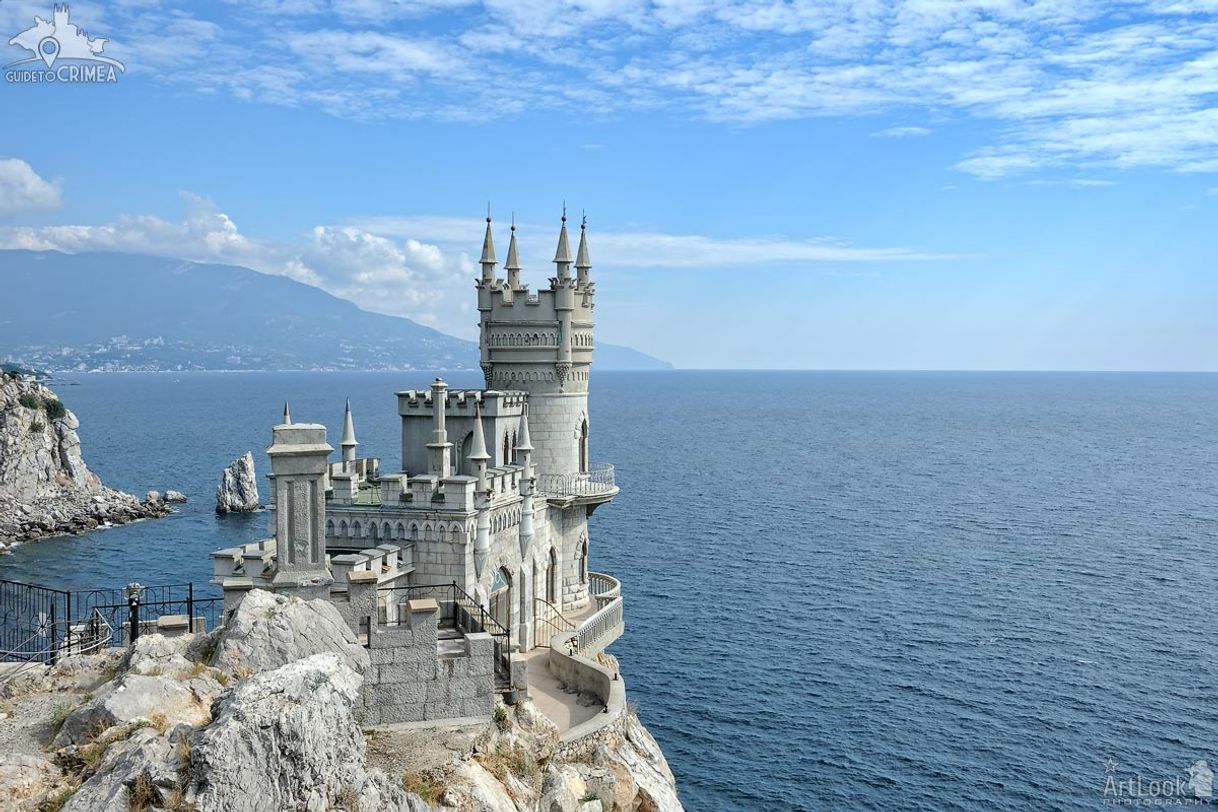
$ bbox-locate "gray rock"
[215,452,259,513]
[0,378,169,549]
[61,726,181,812]
[163,490,187,503]
[55,673,210,746]
[145,490,162,503]
[186,654,417,812]
[211,589,369,677]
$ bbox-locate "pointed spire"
[341,398,357,448]
[282,401,292,425]
[480,211,497,267]
[505,219,521,271]
[515,406,533,453]
[553,207,572,278]
[575,213,591,271]
[468,403,491,462]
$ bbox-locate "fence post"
[126,583,143,646]
[187,583,194,633]
[49,599,58,665]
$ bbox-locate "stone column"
[267,422,334,599]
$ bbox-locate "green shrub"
[42,398,66,419]
[18,392,40,408]
[49,701,72,731]
[492,704,509,731]
[30,421,45,434]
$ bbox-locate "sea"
[2,370,1216,811]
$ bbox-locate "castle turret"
[267,421,334,597]
[340,398,358,471]
[427,379,453,478]
[478,211,595,477]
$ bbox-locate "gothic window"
[545,548,558,604]
[578,538,588,584]
[503,432,511,467]
[578,419,589,474]
[511,431,518,464]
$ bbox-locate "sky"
[0,0,1216,370]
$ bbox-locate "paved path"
[518,647,603,733]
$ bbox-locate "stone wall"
[546,637,627,748]
[336,581,496,726]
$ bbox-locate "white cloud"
[348,215,957,268]
[874,125,933,137]
[0,159,61,217]
[1207,187,1218,195]
[40,0,1218,178]
[0,195,476,337]
[0,201,955,338]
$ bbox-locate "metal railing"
[377,582,511,683]
[533,598,576,648]
[537,462,616,498]
[1,579,223,664]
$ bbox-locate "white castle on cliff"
[211,214,624,727]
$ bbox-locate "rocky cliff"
[0,373,172,551]
[215,452,260,514]
[0,592,682,812]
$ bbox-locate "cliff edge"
[0,372,172,552]
[0,592,682,811]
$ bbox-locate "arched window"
[503,432,511,467]
[511,431,518,464]
[545,548,558,604]
[578,419,589,473]
[578,538,588,584]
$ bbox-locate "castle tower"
[476,212,595,477]
[267,421,334,597]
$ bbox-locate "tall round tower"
[476,212,595,477]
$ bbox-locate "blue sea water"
[2,370,1217,811]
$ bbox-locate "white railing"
[574,596,623,656]
[587,571,620,610]
[537,462,615,498]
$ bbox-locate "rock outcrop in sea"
[215,452,260,514]
[0,373,173,552]
[0,592,682,811]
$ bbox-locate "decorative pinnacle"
[282,401,292,425]
[341,397,357,447]
[480,210,497,266]
[554,208,573,266]
[575,212,591,270]
[468,403,491,462]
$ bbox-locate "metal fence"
[537,462,616,498]
[377,581,512,683]
[0,579,223,665]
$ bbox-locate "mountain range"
[0,250,670,373]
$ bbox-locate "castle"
[211,213,625,726]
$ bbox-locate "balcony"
[537,462,618,509]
